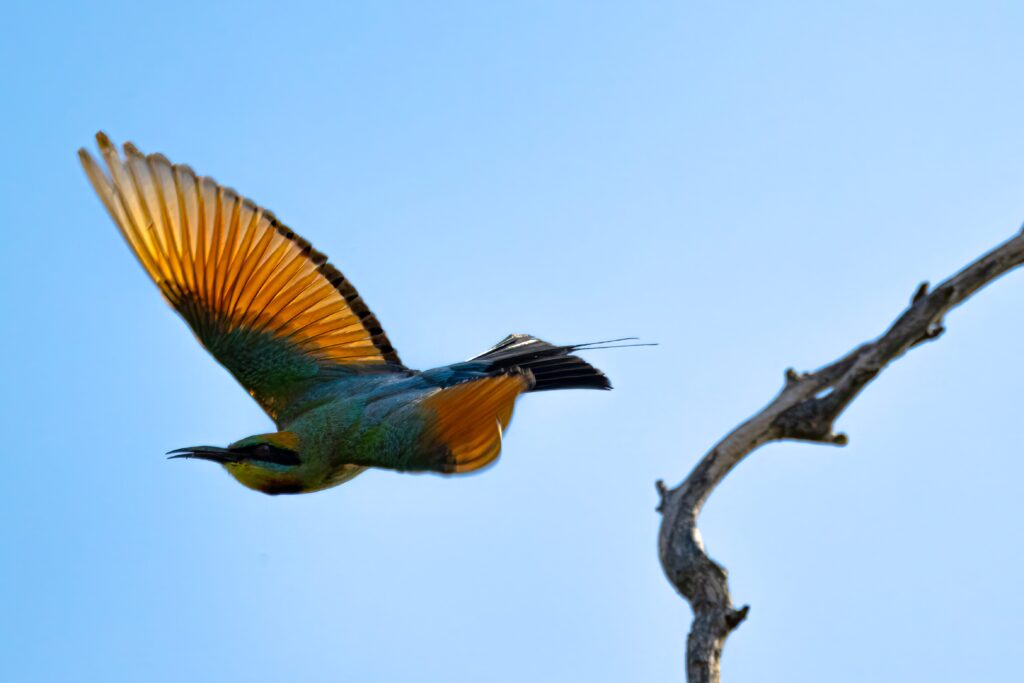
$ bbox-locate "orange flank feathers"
[421,373,532,473]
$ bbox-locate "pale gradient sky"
[3,2,1024,681]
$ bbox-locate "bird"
[79,132,635,495]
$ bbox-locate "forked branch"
[657,229,1024,683]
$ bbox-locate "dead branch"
[656,229,1024,683]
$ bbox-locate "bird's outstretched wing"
[79,132,403,420]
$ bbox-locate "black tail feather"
[470,334,613,391]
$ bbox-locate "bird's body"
[79,133,623,495]
[240,364,515,494]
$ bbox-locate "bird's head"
[168,431,306,495]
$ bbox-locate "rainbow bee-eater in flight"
[79,133,635,495]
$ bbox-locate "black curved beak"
[167,446,241,464]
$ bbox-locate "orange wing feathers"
[79,133,402,418]
[79,133,399,366]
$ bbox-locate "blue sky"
[3,2,1024,681]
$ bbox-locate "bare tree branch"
[657,229,1024,683]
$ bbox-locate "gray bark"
[656,229,1024,683]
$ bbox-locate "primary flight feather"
[79,132,621,495]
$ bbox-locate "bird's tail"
[469,334,646,392]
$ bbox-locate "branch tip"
[655,479,668,513]
[725,605,751,630]
[912,281,929,303]
[784,367,800,386]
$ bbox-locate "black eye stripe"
[234,443,301,466]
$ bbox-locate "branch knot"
[771,398,847,445]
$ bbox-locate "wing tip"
[77,144,113,194]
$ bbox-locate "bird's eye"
[240,441,300,466]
